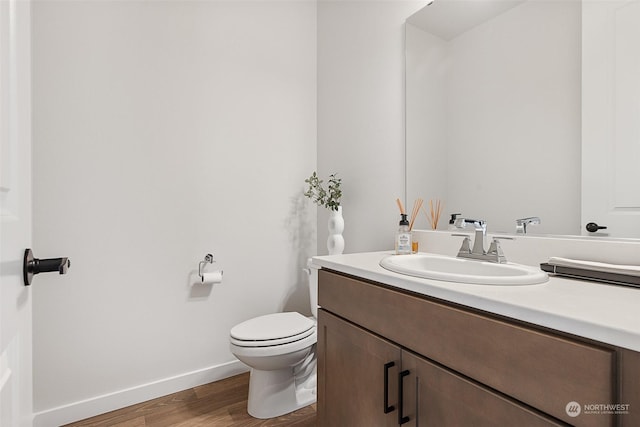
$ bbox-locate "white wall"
[448,0,581,235]
[31,1,316,424]
[317,0,426,254]
[407,1,582,235]
[405,23,448,226]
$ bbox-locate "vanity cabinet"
[319,310,563,426]
[317,269,640,427]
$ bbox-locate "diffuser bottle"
[395,214,412,255]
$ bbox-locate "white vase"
[327,206,345,255]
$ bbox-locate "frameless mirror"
[406,0,640,238]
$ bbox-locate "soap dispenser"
[448,213,461,231]
[396,214,412,255]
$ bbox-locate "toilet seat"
[230,312,315,347]
[230,330,317,358]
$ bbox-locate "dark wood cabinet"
[402,350,564,426]
[317,269,640,427]
[317,309,400,427]
[319,310,563,427]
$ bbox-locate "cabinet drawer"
[319,269,615,427]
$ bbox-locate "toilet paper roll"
[199,270,223,285]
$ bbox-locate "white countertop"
[312,251,640,352]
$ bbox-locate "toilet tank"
[307,258,321,319]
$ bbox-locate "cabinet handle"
[383,362,395,414]
[398,369,410,425]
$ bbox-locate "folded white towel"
[548,257,640,277]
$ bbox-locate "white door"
[582,0,640,238]
[1,1,33,426]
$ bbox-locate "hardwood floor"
[64,373,316,427]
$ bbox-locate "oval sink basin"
[380,253,548,285]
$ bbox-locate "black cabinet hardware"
[398,369,410,425]
[383,361,395,414]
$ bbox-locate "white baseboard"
[32,360,249,427]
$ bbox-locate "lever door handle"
[23,248,71,286]
[586,222,607,233]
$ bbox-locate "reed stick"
[409,198,423,231]
[423,199,443,230]
[435,199,442,229]
[396,198,405,215]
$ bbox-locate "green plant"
[304,171,342,211]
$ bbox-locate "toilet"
[229,259,319,419]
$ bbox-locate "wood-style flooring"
[64,373,316,427]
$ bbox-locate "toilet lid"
[230,312,314,342]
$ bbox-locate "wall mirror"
[405,0,640,238]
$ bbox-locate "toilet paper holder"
[199,253,215,278]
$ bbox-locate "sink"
[379,253,548,285]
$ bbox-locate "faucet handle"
[516,217,541,234]
[486,237,512,263]
[451,233,472,255]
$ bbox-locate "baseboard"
[32,360,249,427]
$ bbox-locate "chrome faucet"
[453,217,486,255]
[515,217,541,234]
[452,218,511,263]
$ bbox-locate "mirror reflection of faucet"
[516,217,541,234]
[452,218,512,263]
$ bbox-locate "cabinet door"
[318,309,401,427]
[401,351,565,427]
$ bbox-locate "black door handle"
[586,222,607,233]
[23,248,70,286]
[383,362,396,414]
[398,370,410,425]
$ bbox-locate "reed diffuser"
[423,199,443,230]
[396,198,424,253]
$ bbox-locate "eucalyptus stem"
[304,171,342,211]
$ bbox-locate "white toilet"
[229,259,319,419]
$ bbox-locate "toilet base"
[247,357,317,419]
